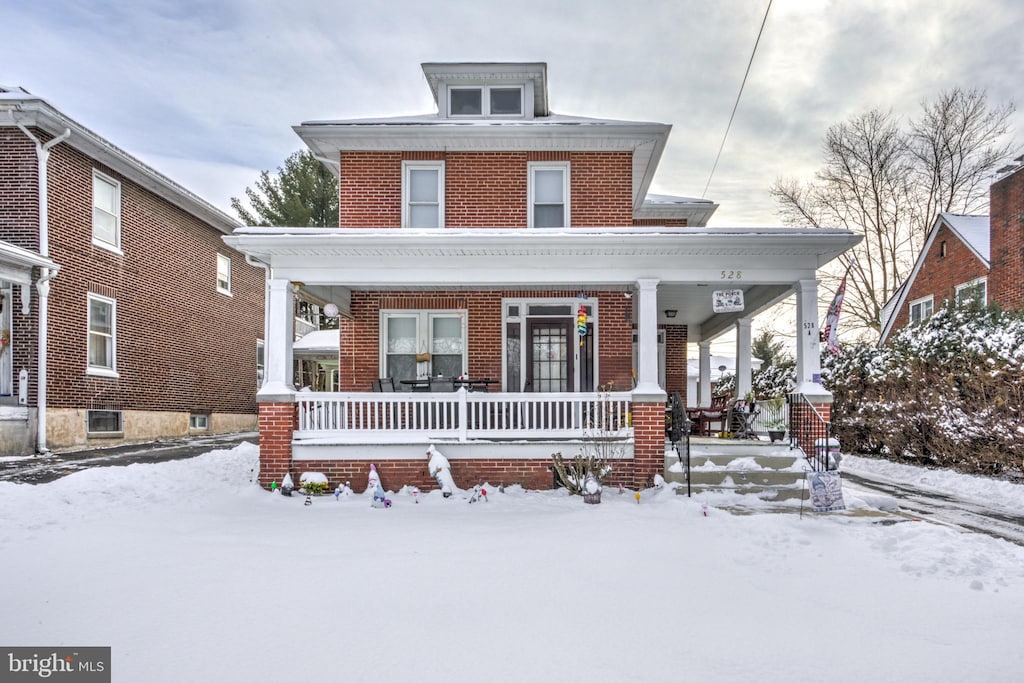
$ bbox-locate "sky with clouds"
[4,0,1023,227]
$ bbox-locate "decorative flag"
[821,273,848,355]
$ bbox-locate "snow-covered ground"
[2,443,1023,682]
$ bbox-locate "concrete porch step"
[666,468,806,488]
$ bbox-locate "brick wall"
[282,457,636,493]
[0,128,41,401]
[258,402,296,487]
[337,151,635,228]
[6,128,264,417]
[989,166,1024,312]
[631,401,664,489]
[339,289,635,391]
[663,324,687,401]
[889,221,989,333]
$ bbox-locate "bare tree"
[771,88,1015,338]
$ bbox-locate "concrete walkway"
[0,432,257,485]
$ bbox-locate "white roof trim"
[295,120,671,213]
[1,95,240,235]
[0,239,59,282]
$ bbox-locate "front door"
[525,319,574,392]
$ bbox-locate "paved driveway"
[0,432,257,485]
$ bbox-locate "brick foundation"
[631,400,665,489]
[258,402,296,488]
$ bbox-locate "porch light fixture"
[323,303,339,317]
[664,309,677,318]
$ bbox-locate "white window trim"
[86,293,119,378]
[189,413,210,431]
[527,161,571,228]
[501,296,599,392]
[217,253,232,295]
[955,277,987,305]
[256,339,265,386]
[92,170,122,254]
[401,161,445,229]
[908,295,934,324]
[379,310,467,380]
[447,85,524,118]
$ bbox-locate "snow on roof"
[940,213,990,262]
[644,193,715,206]
[298,112,663,128]
[293,329,340,356]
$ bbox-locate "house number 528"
[721,270,742,280]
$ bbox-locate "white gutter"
[15,117,70,454]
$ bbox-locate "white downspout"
[16,119,70,453]
[245,254,271,389]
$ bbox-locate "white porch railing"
[294,390,633,442]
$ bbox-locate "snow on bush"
[823,302,1024,477]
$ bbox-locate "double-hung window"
[217,254,232,295]
[402,161,444,228]
[92,171,121,251]
[87,294,117,377]
[909,296,933,324]
[528,162,570,228]
[382,311,466,383]
[955,278,987,307]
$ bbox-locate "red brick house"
[879,160,1024,344]
[224,62,860,491]
[1,86,264,456]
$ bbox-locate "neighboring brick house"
[0,86,264,456]
[225,62,860,490]
[879,161,1024,344]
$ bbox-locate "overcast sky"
[4,0,1023,227]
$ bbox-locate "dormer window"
[448,85,523,118]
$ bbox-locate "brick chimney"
[989,159,1024,311]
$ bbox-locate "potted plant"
[764,396,787,443]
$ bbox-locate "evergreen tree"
[231,150,339,227]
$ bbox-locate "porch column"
[632,278,666,489]
[698,341,712,407]
[258,278,296,489]
[260,278,295,398]
[734,317,753,399]
[794,279,832,401]
[633,278,662,396]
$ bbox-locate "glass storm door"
[525,319,574,392]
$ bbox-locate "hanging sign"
[712,289,745,313]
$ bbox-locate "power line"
[702,0,774,199]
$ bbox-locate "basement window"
[189,414,210,431]
[87,410,122,435]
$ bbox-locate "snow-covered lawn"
[2,443,1023,682]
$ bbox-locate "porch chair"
[371,377,396,392]
[430,377,456,392]
[697,395,730,436]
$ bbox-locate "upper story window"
[216,254,232,295]
[528,162,570,228]
[92,171,121,251]
[449,86,523,117]
[909,296,933,325]
[955,277,987,307]
[87,293,117,377]
[402,161,444,228]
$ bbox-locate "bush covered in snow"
[823,303,1024,477]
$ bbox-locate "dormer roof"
[421,62,549,117]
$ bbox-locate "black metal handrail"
[786,392,836,472]
[669,392,692,496]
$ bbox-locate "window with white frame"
[87,409,122,434]
[909,296,934,324]
[87,294,117,376]
[402,161,444,228]
[256,340,265,385]
[955,278,987,307]
[216,254,231,294]
[381,311,465,383]
[189,413,210,430]
[448,85,523,117]
[92,171,121,250]
[528,162,569,228]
